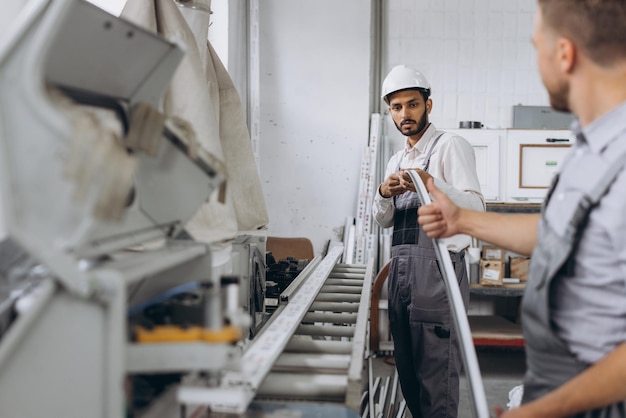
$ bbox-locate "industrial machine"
[0,1,376,417]
[0,0,238,416]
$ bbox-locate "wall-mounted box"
[512,105,575,130]
[504,129,573,203]
[446,129,504,202]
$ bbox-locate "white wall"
[258,1,372,255]
[382,0,547,149]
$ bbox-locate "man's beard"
[395,108,429,137]
[547,79,570,113]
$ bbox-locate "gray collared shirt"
[546,101,626,364]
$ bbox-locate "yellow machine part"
[134,325,243,344]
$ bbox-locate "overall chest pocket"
[543,188,587,240]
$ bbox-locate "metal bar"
[335,264,366,271]
[362,404,370,418]
[369,376,381,418]
[315,293,361,303]
[285,337,352,355]
[325,278,365,286]
[310,301,359,312]
[368,356,375,418]
[296,323,355,338]
[320,285,363,294]
[346,257,376,410]
[273,353,350,372]
[377,376,390,418]
[395,399,406,418]
[387,370,399,418]
[303,312,358,324]
[257,372,347,399]
[407,170,489,418]
[280,255,322,302]
[328,272,366,280]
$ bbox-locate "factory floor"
[372,347,526,418]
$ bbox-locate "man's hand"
[401,168,432,193]
[379,171,409,198]
[417,178,462,238]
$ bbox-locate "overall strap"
[422,132,445,172]
[560,144,626,276]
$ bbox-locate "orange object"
[134,325,243,344]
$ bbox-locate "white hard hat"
[381,65,431,103]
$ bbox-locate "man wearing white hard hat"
[372,65,485,418]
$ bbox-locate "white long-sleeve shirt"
[372,124,485,252]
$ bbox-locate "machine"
[0,0,234,416]
[0,1,376,417]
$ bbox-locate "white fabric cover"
[120,0,268,247]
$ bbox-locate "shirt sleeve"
[431,135,486,212]
[372,152,400,228]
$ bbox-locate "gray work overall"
[521,135,626,417]
[388,133,469,418]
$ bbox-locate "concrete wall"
[257,1,372,255]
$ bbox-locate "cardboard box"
[510,257,530,282]
[482,245,505,261]
[480,260,504,286]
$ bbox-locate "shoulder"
[436,131,473,151]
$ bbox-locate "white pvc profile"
[406,170,489,418]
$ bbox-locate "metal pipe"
[296,324,355,338]
[202,281,222,330]
[273,353,350,372]
[315,293,361,303]
[285,337,352,355]
[303,311,358,324]
[321,285,363,294]
[328,272,365,280]
[325,278,365,286]
[257,372,347,399]
[310,301,359,312]
[334,264,366,271]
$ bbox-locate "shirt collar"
[578,100,626,153]
[403,123,437,155]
